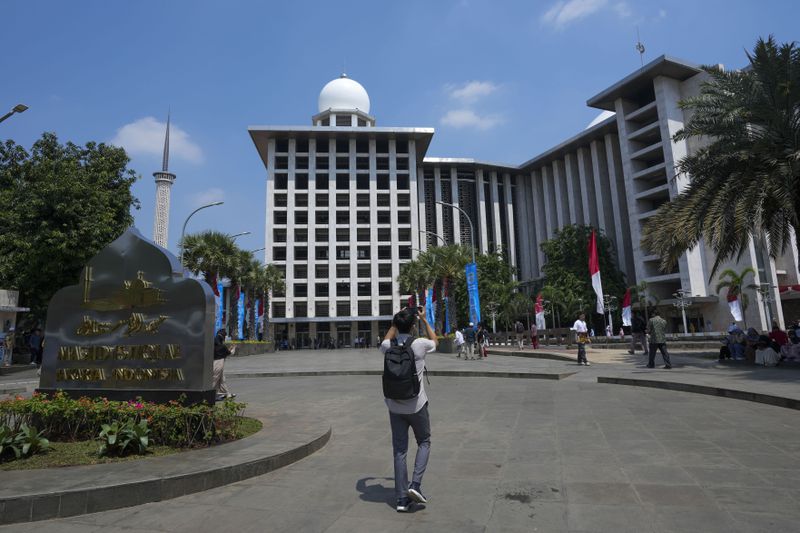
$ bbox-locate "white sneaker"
[584,362,591,366]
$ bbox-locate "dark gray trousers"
[389,403,431,501]
[648,343,672,367]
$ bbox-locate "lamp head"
[12,104,28,113]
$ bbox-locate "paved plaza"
[2,348,799,532]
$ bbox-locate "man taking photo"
[381,307,438,512]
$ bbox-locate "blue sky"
[2,0,796,257]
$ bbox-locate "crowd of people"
[722,320,799,367]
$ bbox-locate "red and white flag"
[535,293,546,330]
[621,288,632,327]
[588,229,604,314]
[727,293,743,322]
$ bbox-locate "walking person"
[381,307,438,512]
[29,328,43,366]
[572,313,590,366]
[454,327,465,358]
[2,330,14,367]
[213,328,237,400]
[463,322,477,360]
[530,321,539,349]
[628,313,647,355]
[646,310,672,369]
[514,320,525,350]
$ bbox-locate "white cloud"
[446,81,500,103]
[189,187,224,207]
[440,109,503,130]
[657,8,667,19]
[541,0,607,29]
[111,117,203,164]
[540,0,633,29]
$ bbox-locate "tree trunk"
[247,289,256,340]
[229,284,240,340]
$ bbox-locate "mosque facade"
[249,56,797,345]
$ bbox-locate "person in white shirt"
[572,313,590,366]
[755,337,780,367]
[454,328,465,358]
[380,307,438,512]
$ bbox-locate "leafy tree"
[641,37,800,275]
[715,267,757,327]
[540,225,626,331]
[181,231,238,283]
[0,133,139,322]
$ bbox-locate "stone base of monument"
[35,388,218,404]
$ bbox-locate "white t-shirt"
[381,334,436,414]
[755,347,780,367]
[573,319,588,333]
[454,330,465,346]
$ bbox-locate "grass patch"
[0,416,262,471]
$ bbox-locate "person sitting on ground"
[744,328,760,364]
[768,321,789,348]
[754,335,780,367]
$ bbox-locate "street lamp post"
[179,201,224,266]
[435,201,476,264]
[0,104,28,124]
[757,283,775,328]
[231,231,251,240]
[487,301,499,334]
[603,294,618,336]
[419,229,446,246]
[672,289,692,335]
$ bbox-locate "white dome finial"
[318,75,370,114]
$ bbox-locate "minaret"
[152,113,176,248]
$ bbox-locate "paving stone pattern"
[3,361,798,533]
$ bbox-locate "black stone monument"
[37,227,216,403]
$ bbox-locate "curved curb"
[227,370,575,380]
[0,423,331,526]
[487,349,575,362]
[598,376,800,411]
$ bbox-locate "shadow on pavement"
[355,476,428,513]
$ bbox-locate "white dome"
[318,74,370,114]
[586,110,615,129]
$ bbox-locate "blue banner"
[466,262,481,325]
[237,292,245,340]
[444,297,450,334]
[215,282,224,332]
[255,298,261,339]
[425,287,435,325]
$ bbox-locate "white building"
[249,57,796,344]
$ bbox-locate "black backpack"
[515,322,524,333]
[382,336,421,400]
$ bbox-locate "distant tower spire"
[152,112,176,249]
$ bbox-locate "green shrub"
[0,392,246,448]
[15,424,49,457]
[0,425,20,460]
[98,419,149,457]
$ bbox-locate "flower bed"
[0,392,247,448]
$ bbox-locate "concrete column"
[531,170,547,271]
[540,165,555,238]
[604,133,633,279]
[551,161,566,228]
[434,166,443,244]
[564,152,581,225]
[265,138,276,322]
[285,138,296,318]
[450,167,461,245]
[515,176,532,280]
[328,139,337,318]
[416,163,427,251]
[503,173,517,272]
[389,139,400,313]
[369,138,379,316]
[307,138,316,317]
[476,169,489,253]
[349,137,358,317]
[576,146,598,228]
[655,76,706,295]
[490,171,503,250]
[590,139,614,235]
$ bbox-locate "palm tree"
[241,258,264,340]
[429,245,470,333]
[715,267,756,327]
[260,264,285,341]
[398,260,430,306]
[227,249,255,339]
[180,231,237,284]
[642,37,800,275]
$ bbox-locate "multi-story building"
[250,55,795,344]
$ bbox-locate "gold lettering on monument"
[81,270,167,311]
[58,344,182,361]
[76,313,168,337]
[57,368,107,381]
